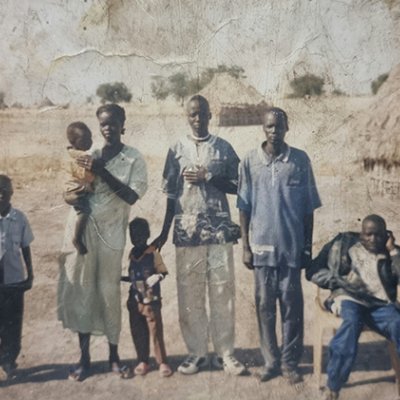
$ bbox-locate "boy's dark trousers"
[0,288,24,366]
[127,292,167,365]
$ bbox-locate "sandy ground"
[0,97,399,400]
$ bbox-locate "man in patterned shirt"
[153,95,245,376]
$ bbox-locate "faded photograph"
[1,1,400,399]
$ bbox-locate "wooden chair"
[313,287,400,395]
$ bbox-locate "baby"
[63,122,94,255]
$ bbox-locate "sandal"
[2,362,18,380]
[120,365,134,379]
[68,364,89,382]
[109,361,133,379]
[134,362,150,376]
[159,363,173,378]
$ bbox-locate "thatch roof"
[349,64,400,168]
[198,73,265,108]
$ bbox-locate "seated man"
[307,214,400,400]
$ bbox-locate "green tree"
[150,77,170,101]
[371,73,389,95]
[96,82,132,104]
[168,72,190,106]
[150,65,246,104]
[289,74,325,97]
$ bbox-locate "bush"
[332,89,346,96]
[168,73,190,106]
[96,82,132,104]
[150,64,246,104]
[0,92,7,109]
[151,76,170,101]
[289,74,325,98]
[371,73,389,95]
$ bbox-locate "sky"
[0,0,399,106]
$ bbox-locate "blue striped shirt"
[237,144,321,268]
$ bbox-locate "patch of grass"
[0,155,63,185]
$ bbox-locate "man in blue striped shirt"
[237,107,321,384]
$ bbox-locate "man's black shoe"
[282,367,303,384]
[259,367,281,382]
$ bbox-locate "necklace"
[191,133,211,142]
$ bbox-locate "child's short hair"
[129,217,150,241]
[96,104,126,126]
[0,174,13,192]
[66,121,92,145]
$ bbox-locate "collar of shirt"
[186,133,213,144]
[351,241,387,262]
[258,142,291,166]
[0,206,17,221]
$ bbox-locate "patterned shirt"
[162,134,240,247]
[237,144,321,268]
[128,245,168,301]
[0,207,34,284]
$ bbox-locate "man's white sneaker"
[177,355,208,375]
[212,354,246,376]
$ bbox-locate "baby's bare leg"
[73,213,89,255]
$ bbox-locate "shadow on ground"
[0,342,395,388]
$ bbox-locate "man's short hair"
[362,214,387,230]
[187,95,210,112]
[264,107,289,130]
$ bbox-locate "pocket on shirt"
[286,166,305,186]
[208,159,224,176]
[284,183,305,207]
[11,234,21,253]
[287,178,302,187]
[286,172,304,186]
[9,225,21,250]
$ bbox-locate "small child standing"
[0,175,34,379]
[124,217,172,377]
[63,122,94,255]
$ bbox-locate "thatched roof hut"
[349,64,400,197]
[198,73,268,126]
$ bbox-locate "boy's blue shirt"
[0,207,34,284]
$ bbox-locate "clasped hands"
[182,165,208,184]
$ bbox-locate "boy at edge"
[0,174,34,379]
